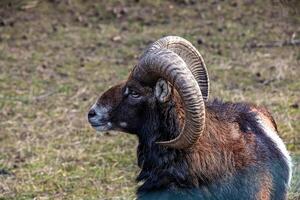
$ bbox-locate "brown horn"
[132,49,205,149]
[142,36,209,101]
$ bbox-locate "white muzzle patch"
[88,104,113,132]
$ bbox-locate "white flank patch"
[257,117,292,186]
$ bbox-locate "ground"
[0,0,299,199]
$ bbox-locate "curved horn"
[132,49,205,149]
[142,36,209,101]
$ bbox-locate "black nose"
[88,108,97,118]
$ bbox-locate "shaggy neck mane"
[136,91,256,193]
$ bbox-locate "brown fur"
[97,83,125,108]
[190,108,257,181]
[250,106,278,131]
[256,172,272,200]
[168,91,257,182]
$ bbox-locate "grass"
[0,0,299,199]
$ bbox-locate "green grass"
[0,0,299,199]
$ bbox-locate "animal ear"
[155,79,171,103]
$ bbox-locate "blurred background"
[0,0,299,199]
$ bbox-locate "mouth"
[90,122,108,127]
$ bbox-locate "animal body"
[88,36,292,200]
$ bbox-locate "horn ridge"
[132,48,205,149]
[143,36,210,101]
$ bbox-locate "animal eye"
[130,90,140,98]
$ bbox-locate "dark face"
[87,79,158,134]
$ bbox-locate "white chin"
[94,126,109,132]
[94,123,112,132]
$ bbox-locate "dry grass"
[0,0,299,199]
